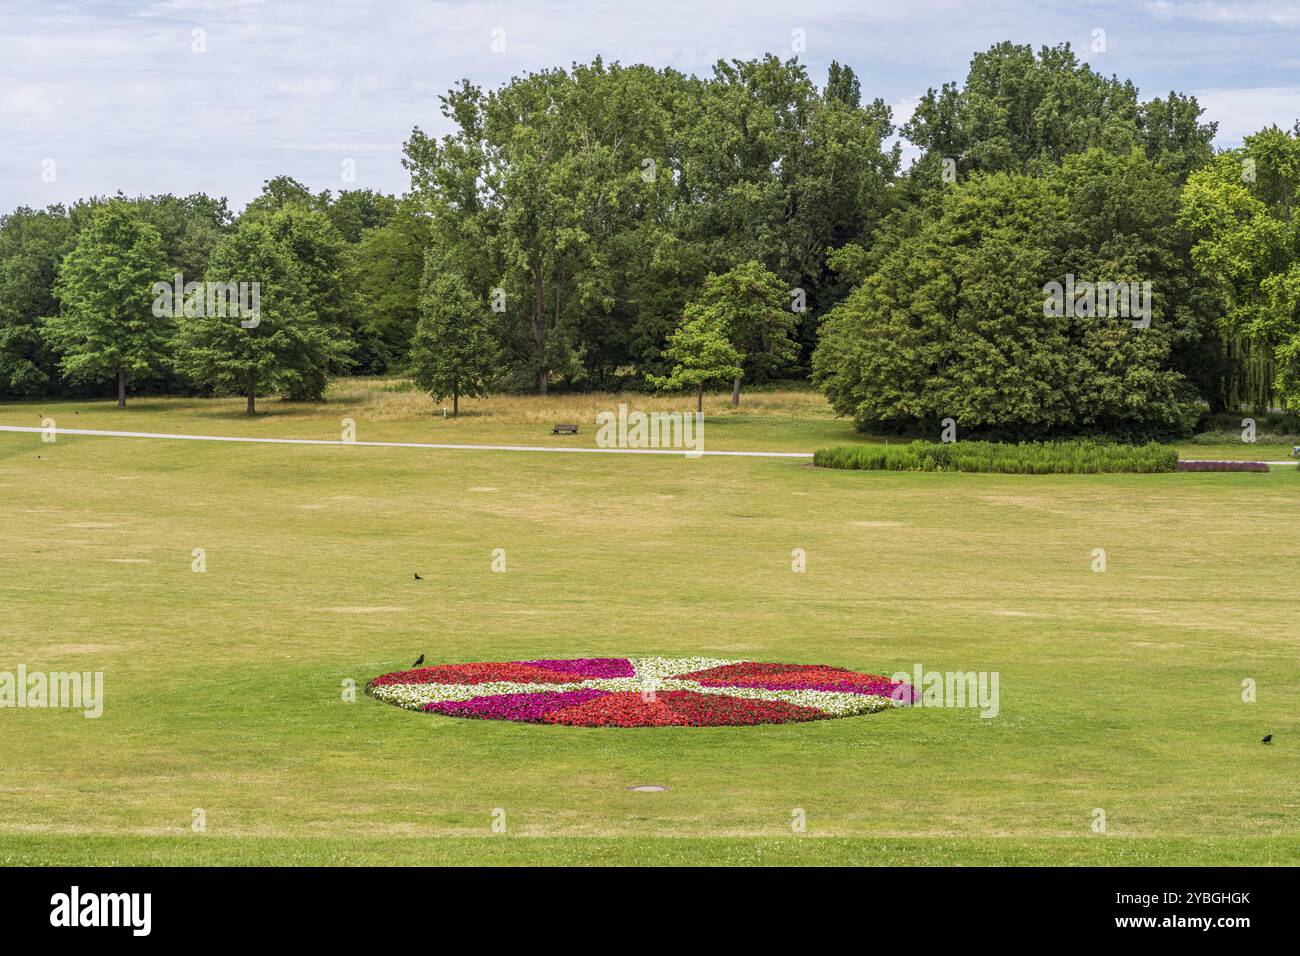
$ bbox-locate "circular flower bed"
[366,657,917,727]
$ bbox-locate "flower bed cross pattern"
[366,657,917,727]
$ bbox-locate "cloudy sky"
[3,0,1299,213]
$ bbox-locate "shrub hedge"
[813,440,1179,474]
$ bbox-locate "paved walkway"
[0,424,813,458]
[5,424,1295,464]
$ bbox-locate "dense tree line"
[403,55,896,395]
[1,42,1297,435]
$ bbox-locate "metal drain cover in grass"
[366,657,916,727]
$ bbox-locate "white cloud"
[1146,1,1300,27]
[2,0,1300,212]
[274,78,343,98]
[1193,86,1300,143]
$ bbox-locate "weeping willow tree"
[1181,126,1300,415]
[1223,334,1277,413]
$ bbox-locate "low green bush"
[813,440,1179,474]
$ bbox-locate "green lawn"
[3,385,1298,865]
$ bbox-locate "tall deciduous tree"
[1137,92,1218,184]
[678,57,899,368]
[133,193,233,281]
[646,315,742,411]
[174,216,350,414]
[257,203,354,398]
[347,200,431,374]
[814,156,1199,438]
[683,260,797,406]
[0,205,79,396]
[408,271,496,416]
[408,61,680,394]
[404,57,897,391]
[325,189,397,244]
[1180,126,1300,408]
[903,42,1142,182]
[47,200,172,407]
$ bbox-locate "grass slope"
[2,382,1297,865]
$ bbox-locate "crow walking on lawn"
[412,654,424,667]
[413,572,423,581]
[1262,734,1273,744]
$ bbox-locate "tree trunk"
[246,377,256,415]
[116,367,126,408]
[532,266,548,395]
[731,374,741,407]
[697,385,704,413]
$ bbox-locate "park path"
[0,424,813,458]
[4,424,1295,464]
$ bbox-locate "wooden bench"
[552,423,579,435]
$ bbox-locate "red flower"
[676,661,905,697]
[369,661,592,687]
[542,690,826,727]
[544,691,687,727]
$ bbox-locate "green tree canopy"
[325,189,398,244]
[254,203,354,398]
[408,270,497,416]
[404,56,898,391]
[0,205,79,396]
[684,259,797,405]
[1138,92,1218,184]
[814,154,1199,438]
[1180,125,1300,408]
[645,314,742,411]
[903,42,1141,182]
[347,199,431,374]
[133,192,232,281]
[902,42,1215,195]
[174,215,350,414]
[47,200,172,407]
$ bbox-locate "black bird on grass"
[413,572,423,581]
[1262,734,1273,744]
[412,654,425,667]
